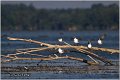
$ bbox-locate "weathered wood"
[7,37,119,54]
[2,37,119,65]
[7,37,54,47]
[2,56,97,65]
[75,48,113,65]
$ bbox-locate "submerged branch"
[2,55,98,65]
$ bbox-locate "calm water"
[1,31,119,79]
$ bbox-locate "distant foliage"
[1,3,119,31]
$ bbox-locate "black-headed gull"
[88,41,92,48]
[58,48,64,54]
[73,38,79,43]
[98,38,102,45]
[58,38,63,42]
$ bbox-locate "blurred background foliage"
[1,3,119,31]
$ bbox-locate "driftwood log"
[1,37,119,65]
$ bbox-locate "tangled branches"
[1,37,119,65]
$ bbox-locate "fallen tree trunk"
[2,37,119,65]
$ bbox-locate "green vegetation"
[1,3,119,31]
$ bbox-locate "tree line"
[1,3,119,31]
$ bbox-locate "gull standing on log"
[98,38,102,45]
[58,48,64,54]
[58,38,63,42]
[98,34,105,45]
[58,38,71,46]
[73,38,79,44]
[88,41,92,48]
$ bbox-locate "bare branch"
[7,37,54,47]
[3,37,119,65]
